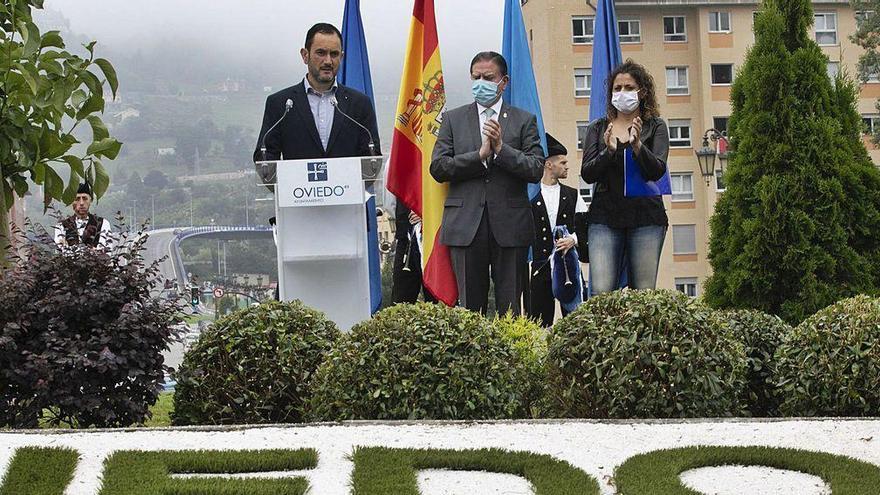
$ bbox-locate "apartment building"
[522,0,879,297]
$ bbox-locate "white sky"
[43,0,506,103]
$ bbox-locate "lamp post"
[694,128,729,185]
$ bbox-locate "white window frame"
[675,277,698,297]
[709,11,731,32]
[827,61,840,80]
[814,12,838,46]
[618,18,642,43]
[713,116,729,135]
[715,168,726,192]
[572,16,595,44]
[574,68,591,98]
[672,224,697,255]
[663,15,687,42]
[710,63,734,85]
[863,114,880,135]
[668,119,692,148]
[671,173,694,201]
[576,121,589,150]
[666,66,689,95]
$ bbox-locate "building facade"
[522,0,879,297]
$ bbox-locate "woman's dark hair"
[605,59,660,120]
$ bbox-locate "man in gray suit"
[430,51,544,315]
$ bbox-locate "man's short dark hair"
[305,23,343,50]
[470,51,508,77]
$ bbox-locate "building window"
[579,178,593,204]
[814,13,838,45]
[668,119,692,148]
[715,169,726,192]
[675,277,698,297]
[711,63,734,85]
[671,173,694,201]
[713,116,729,134]
[572,16,595,44]
[577,121,589,150]
[827,61,839,80]
[666,66,689,95]
[673,224,697,254]
[618,19,641,43]
[709,11,731,32]
[663,16,687,42]
[574,68,591,98]
[862,115,880,135]
[856,10,875,25]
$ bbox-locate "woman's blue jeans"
[588,223,666,295]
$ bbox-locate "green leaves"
[1,5,122,209]
[93,57,118,99]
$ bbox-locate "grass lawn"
[144,392,174,427]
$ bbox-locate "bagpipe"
[550,225,584,313]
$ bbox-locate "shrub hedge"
[775,295,880,416]
[713,309,792,416]
[493,314,548,418]
[546,289,748,418]
[172,300,339,425]
[0,227,182,428]
[306,303,524,421]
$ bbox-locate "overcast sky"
[42,0,505,105]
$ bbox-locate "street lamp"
[694,128,729,185]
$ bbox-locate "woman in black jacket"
[581,60,669,295]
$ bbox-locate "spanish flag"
[386,0,457,306]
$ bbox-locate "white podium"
[262,156,382,331]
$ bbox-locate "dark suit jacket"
[429,102,544,248]
[253,81,381,180]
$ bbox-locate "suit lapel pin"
[502,112,508,119]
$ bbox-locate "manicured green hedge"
[775,295,880,416]
[547,289,748,418]
[172,300,339,425]
[307,303,526,420]
[713,309,792,416]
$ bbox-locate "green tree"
[1,0,121,255]
[704,0,880,324]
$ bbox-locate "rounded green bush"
[172,300,340,425]
[493,314,548,418]
[307,302,524,421]
[775,295,880,416]
[546,289,748,418]
[714,309,791,416]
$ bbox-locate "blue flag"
[624,148,672,197]
[339,0,382,313]
[502,0,546,200]
[589,0,622,122]
[588,0,625,294]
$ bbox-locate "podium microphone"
[260,98,294,162]
[329,95,375,156]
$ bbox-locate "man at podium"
[253,22,381,178]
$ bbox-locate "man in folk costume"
[527,133,588,326]
[53,182,112,250]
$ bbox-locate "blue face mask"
[472,79,500,106]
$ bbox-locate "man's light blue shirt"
[303,76,337,151]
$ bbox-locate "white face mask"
[612,90,640,114]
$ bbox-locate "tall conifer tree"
[704,0,880,323]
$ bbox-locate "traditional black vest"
[61,213,104,247]
[395,201,413,241]
[530,184,579,266]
